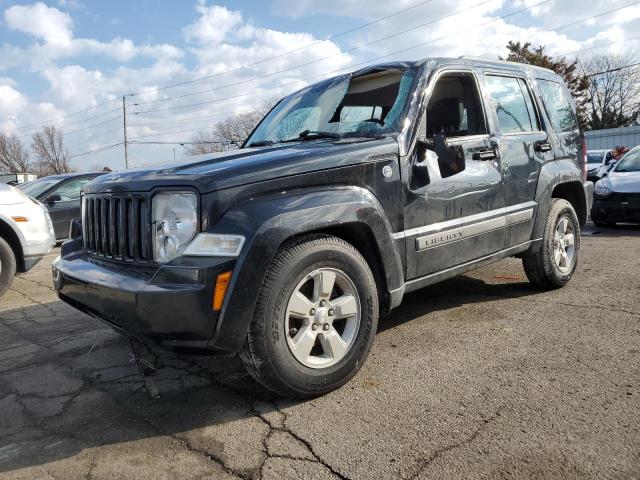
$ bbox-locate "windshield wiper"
[247,140,274,147]
[298,130,342,141]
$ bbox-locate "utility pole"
[122,96,129,169]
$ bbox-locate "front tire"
[241,235,378,398]
[522,199,580,289]
[0,237,17,297]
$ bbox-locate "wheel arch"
[0,218,24,272]
[551,181,587,227]
[208,186,404,352]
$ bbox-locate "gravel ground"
[0,223,639,480]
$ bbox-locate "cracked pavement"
[0,224,639,479]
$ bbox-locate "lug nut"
[312,324,318,331]
[323,324,330,331]
[319,300,326,307]
[309,308,316,316]
[328,309,334,316]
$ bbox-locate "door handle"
[472,148,498,161]
[535,140,552,152]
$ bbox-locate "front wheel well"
[286,224,390,314]
[551,182,587,227]
[0,219,24,272]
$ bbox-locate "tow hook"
[129,338,161,399]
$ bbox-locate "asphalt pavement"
[1,223,639,480]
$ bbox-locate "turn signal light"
[11,216,28,222]
[213,271,232,311]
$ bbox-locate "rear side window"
[537,79,577,132]
[484,75,540,134]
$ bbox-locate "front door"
[403,69,507,279]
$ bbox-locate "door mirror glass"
[433,133,466,178]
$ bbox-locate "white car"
[0,183,56,296]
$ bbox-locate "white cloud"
[183,1,243,45]
[5,2,73,44]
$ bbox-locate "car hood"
[85,137,399,194]
[600,171,640,193]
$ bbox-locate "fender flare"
[526,159,586,255]
[208,186,404,352]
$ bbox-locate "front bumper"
[52,241,236,350]
[591,199,640,223]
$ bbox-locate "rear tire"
[241,234,378,398]
[0,237,17,297]
[522,199,580,289]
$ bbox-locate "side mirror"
[606,152,613,160]
[433,133,466,178]
[46,193,61,204]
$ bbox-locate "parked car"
[0,184,56,296]
[18,173,102,241]
[592,145,640,226]
[52,57,592,398]
[586,149,612,182]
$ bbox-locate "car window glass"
[17,178,59,198]
[426,72,487,137]
[484,75,539,134]
[537,79,577,132]
[614,149,640,172]
[51,177,92,201]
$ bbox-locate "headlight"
[594,184,612,198]
[183,233,245,257]
[152,192,198,263]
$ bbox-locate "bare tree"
[31,126,73,175]
[184,103,273,156]
[0,133,30,174]
[582,54,640,129]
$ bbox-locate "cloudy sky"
[1,0,639,171]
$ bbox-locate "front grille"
[83,193,152,262]
[608,192,640,204]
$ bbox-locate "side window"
[339,106,383,123]
[484,75,540,134]
[52,178,92,201]
[537,79,577,132]
[426,72,487,138]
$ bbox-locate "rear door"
[481,72,553,247]
[535,76,581,168]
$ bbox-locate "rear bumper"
[52,243,236,351]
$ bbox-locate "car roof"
[37,172,102,181]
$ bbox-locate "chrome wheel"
[285,268,360,369]
[553,216,576,273]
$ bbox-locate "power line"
[127,0,438,97]
[10,98,120,132]
[585,61,640,77]
[13,107,121,139]
[68,142,124,159]
[132,0,551,116]
[470,0,640,57]
[131,0,496,107]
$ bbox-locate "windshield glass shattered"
[245,68,417,147]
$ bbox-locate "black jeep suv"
[53,58,593,398]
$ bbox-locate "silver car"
[592,146,640,226]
